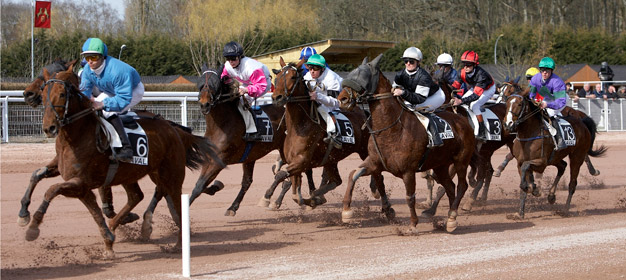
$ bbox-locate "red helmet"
[461,50,479,65]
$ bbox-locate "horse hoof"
[17,215,30,227]
[103,250,115,260]
[25,228,40,241]
[119,212,140,225]
[406,226,419,236]
[371,190,381,199]
[461,197,475,212]
[416,201,432,209]
[446,218,458,232]
[548,194,556,204]
[506,213,524,220]
[304,205,315,211]
[383,208,396,221]
[592,170,601,176]
[141,212,153,240]
[341,209,355,223]
[493,169,502,177]
[421,208,435,217]
[224,209,236,216]
[257,197,270,208]
[268,201,281,210]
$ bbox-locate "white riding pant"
[546,107,564,118]
[462,86,496,116]
[317,106,336,134]
[414,88,445,112]
[94,82,145,118]
[237,95,257,133]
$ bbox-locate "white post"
[2,97,9,143]
[181,194,190,277]
[31,0,34,80]
[181,97,188,127]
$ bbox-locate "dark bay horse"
[338,54,475,233]
[30,65,223,258]
[19,59,139,228]
[264,57,378,210]
[502,84,606,218]
[142,65,318,219]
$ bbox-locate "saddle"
[99,112,149,165]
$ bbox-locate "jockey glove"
[461,93,479,104]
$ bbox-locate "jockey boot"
[108,115,134,163]
[552,117,567,150]
[476,114,488,142]
[426,122,443,148]
[324,132,342,149]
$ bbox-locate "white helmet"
[401,47,423,61]
[436,53,453,65]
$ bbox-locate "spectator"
[601,85,618,100]
[566,82,577,99]
[577,83,596,99]
[598,61,614,87]
[594,84,603,99]
[617,86,626,99]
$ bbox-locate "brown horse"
[263,57,379,210]
[142,64,318,219]
[338,54,475,233]
[502,82,606,218]
[19,59,139,227]
[29,65,223,258]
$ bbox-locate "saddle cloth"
[414,111,455,140]
[460,105,502,141]
[546,118,577,147]
[100,112,149,165]
[329,111,356,144]
[251,106,274,143]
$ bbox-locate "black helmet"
[223,41,244,57]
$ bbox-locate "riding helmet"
[223,41,244,58]
[460,50,479,65]
[538,57,555,69]
[305,54,326,68]
[401,47,423,61]
[81,38,108,57]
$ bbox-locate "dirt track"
[1,133,626,279]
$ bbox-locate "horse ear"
[296,58,304,69]
[67,59,78,69]
[67,63,75,73]
[272,69,280,75]
[201,63,208,73]
[514,76,521,84]
[504,75,509,83]
[361,56,369,65]
[279,56,286,67]
[43,68,51,80]
[370,53,383,69]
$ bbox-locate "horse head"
[40,65,88,137]
[197,64,224,115]
[272,56,306,107]
[23,58,76,107]
[338,54,385,111]
[503,82,532,132]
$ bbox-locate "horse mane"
[38,58,68,79]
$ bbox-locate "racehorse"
[502,81,606,218]
[338,54,475,233]
[19,59,139,228]
[28,65,223,258]
[263,57,379,210]
[142,64,319,219]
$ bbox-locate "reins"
[43,78,94,127]
[199,70,241,113]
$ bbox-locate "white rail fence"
[1,90,625,143]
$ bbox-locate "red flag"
[34,1,51,28]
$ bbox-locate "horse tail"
[169,121,225,170]
[581,116,608,158]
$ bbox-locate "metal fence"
[1,90,625,143]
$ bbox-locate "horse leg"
[548,160,568,204]
[271,177,293,209]
[402,172,419,234]
[417,171,434,209]
[585,155,600,176]
[98,186,140,225]
[369,174,382,199]
[422,183,446,217]
[479,164,495,201]
[516,161,533,219]
[225,162,255,216]
[493,152,514,177]
[342,167,368,223]
[27,178,116,258]
[189,164,224,205]
[108,183,143,232]
[18,158,59,227]
[163,187,183,251]
[307,164,342,208]
[305,168,317,195]
[374,173,394,221]
[259,169,290,207]
[563,156,585,215]
[141,187,165,240]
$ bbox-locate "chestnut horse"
[142,65,318,218]
[29,65,223,258]
[338,54,475,233]
[502,83,606,218]
[19,59,139,227]
[263,57,379,210]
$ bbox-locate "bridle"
[198,70,240,114]
[276,64,309,103]
[43,75,93,127]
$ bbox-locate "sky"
[9,0,126,19]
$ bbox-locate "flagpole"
[31,0,34,80]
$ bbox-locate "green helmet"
[538,57,555,69]
[305,54,326,68]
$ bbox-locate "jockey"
[303,54,344,149]
[393,47,446,148]
[452,50,496,141]
[433,53,459,87]
[220,41,272,142]
[528,57,568,150]
[80,37,144,163]
[525,67,540,83]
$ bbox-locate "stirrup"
[115,146,134,163]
